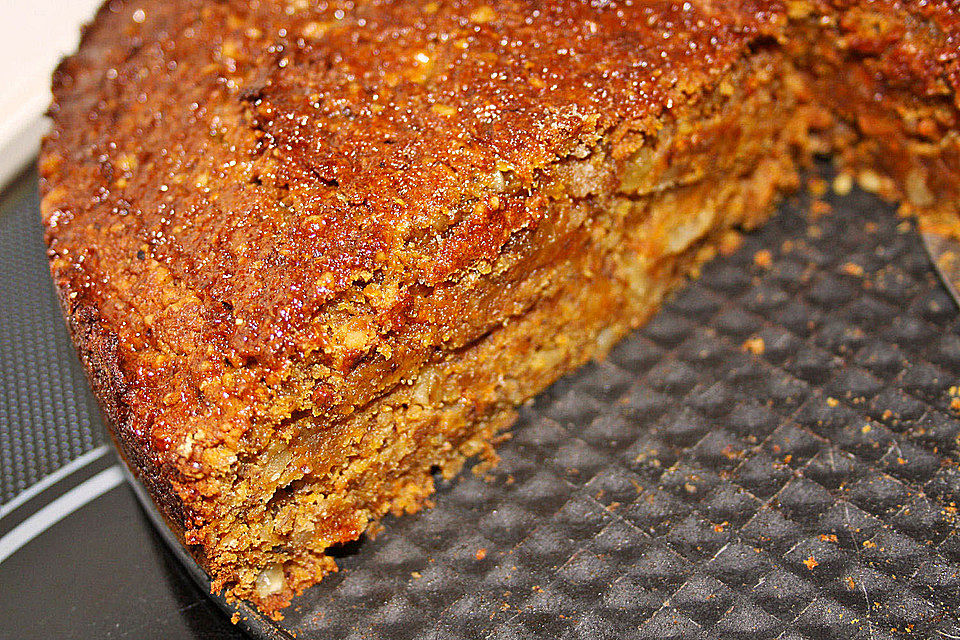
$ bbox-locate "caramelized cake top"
[40,0,959,459]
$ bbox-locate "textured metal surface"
[4,164,960,639]
[0,169,103,504]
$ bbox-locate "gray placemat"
[0,169,103,503]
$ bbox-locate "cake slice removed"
[40,0,959,615]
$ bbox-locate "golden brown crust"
[40,0,960,614]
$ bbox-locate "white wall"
[0,0,102,187]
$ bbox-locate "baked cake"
[40,0,960,615]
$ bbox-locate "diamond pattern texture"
[269,180,960,639]
[4,167,960,638]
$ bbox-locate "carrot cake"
[40,0,960,615]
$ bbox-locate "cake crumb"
[840,262,864,277]
[857,169,882,193]
[718,229,743,256]
[810,200,832,218]
[808,176,828,196]
[832,172,853,195]
[753,249,773,268]
[742,336,765,355]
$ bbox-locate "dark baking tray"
[4,162,960,639]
